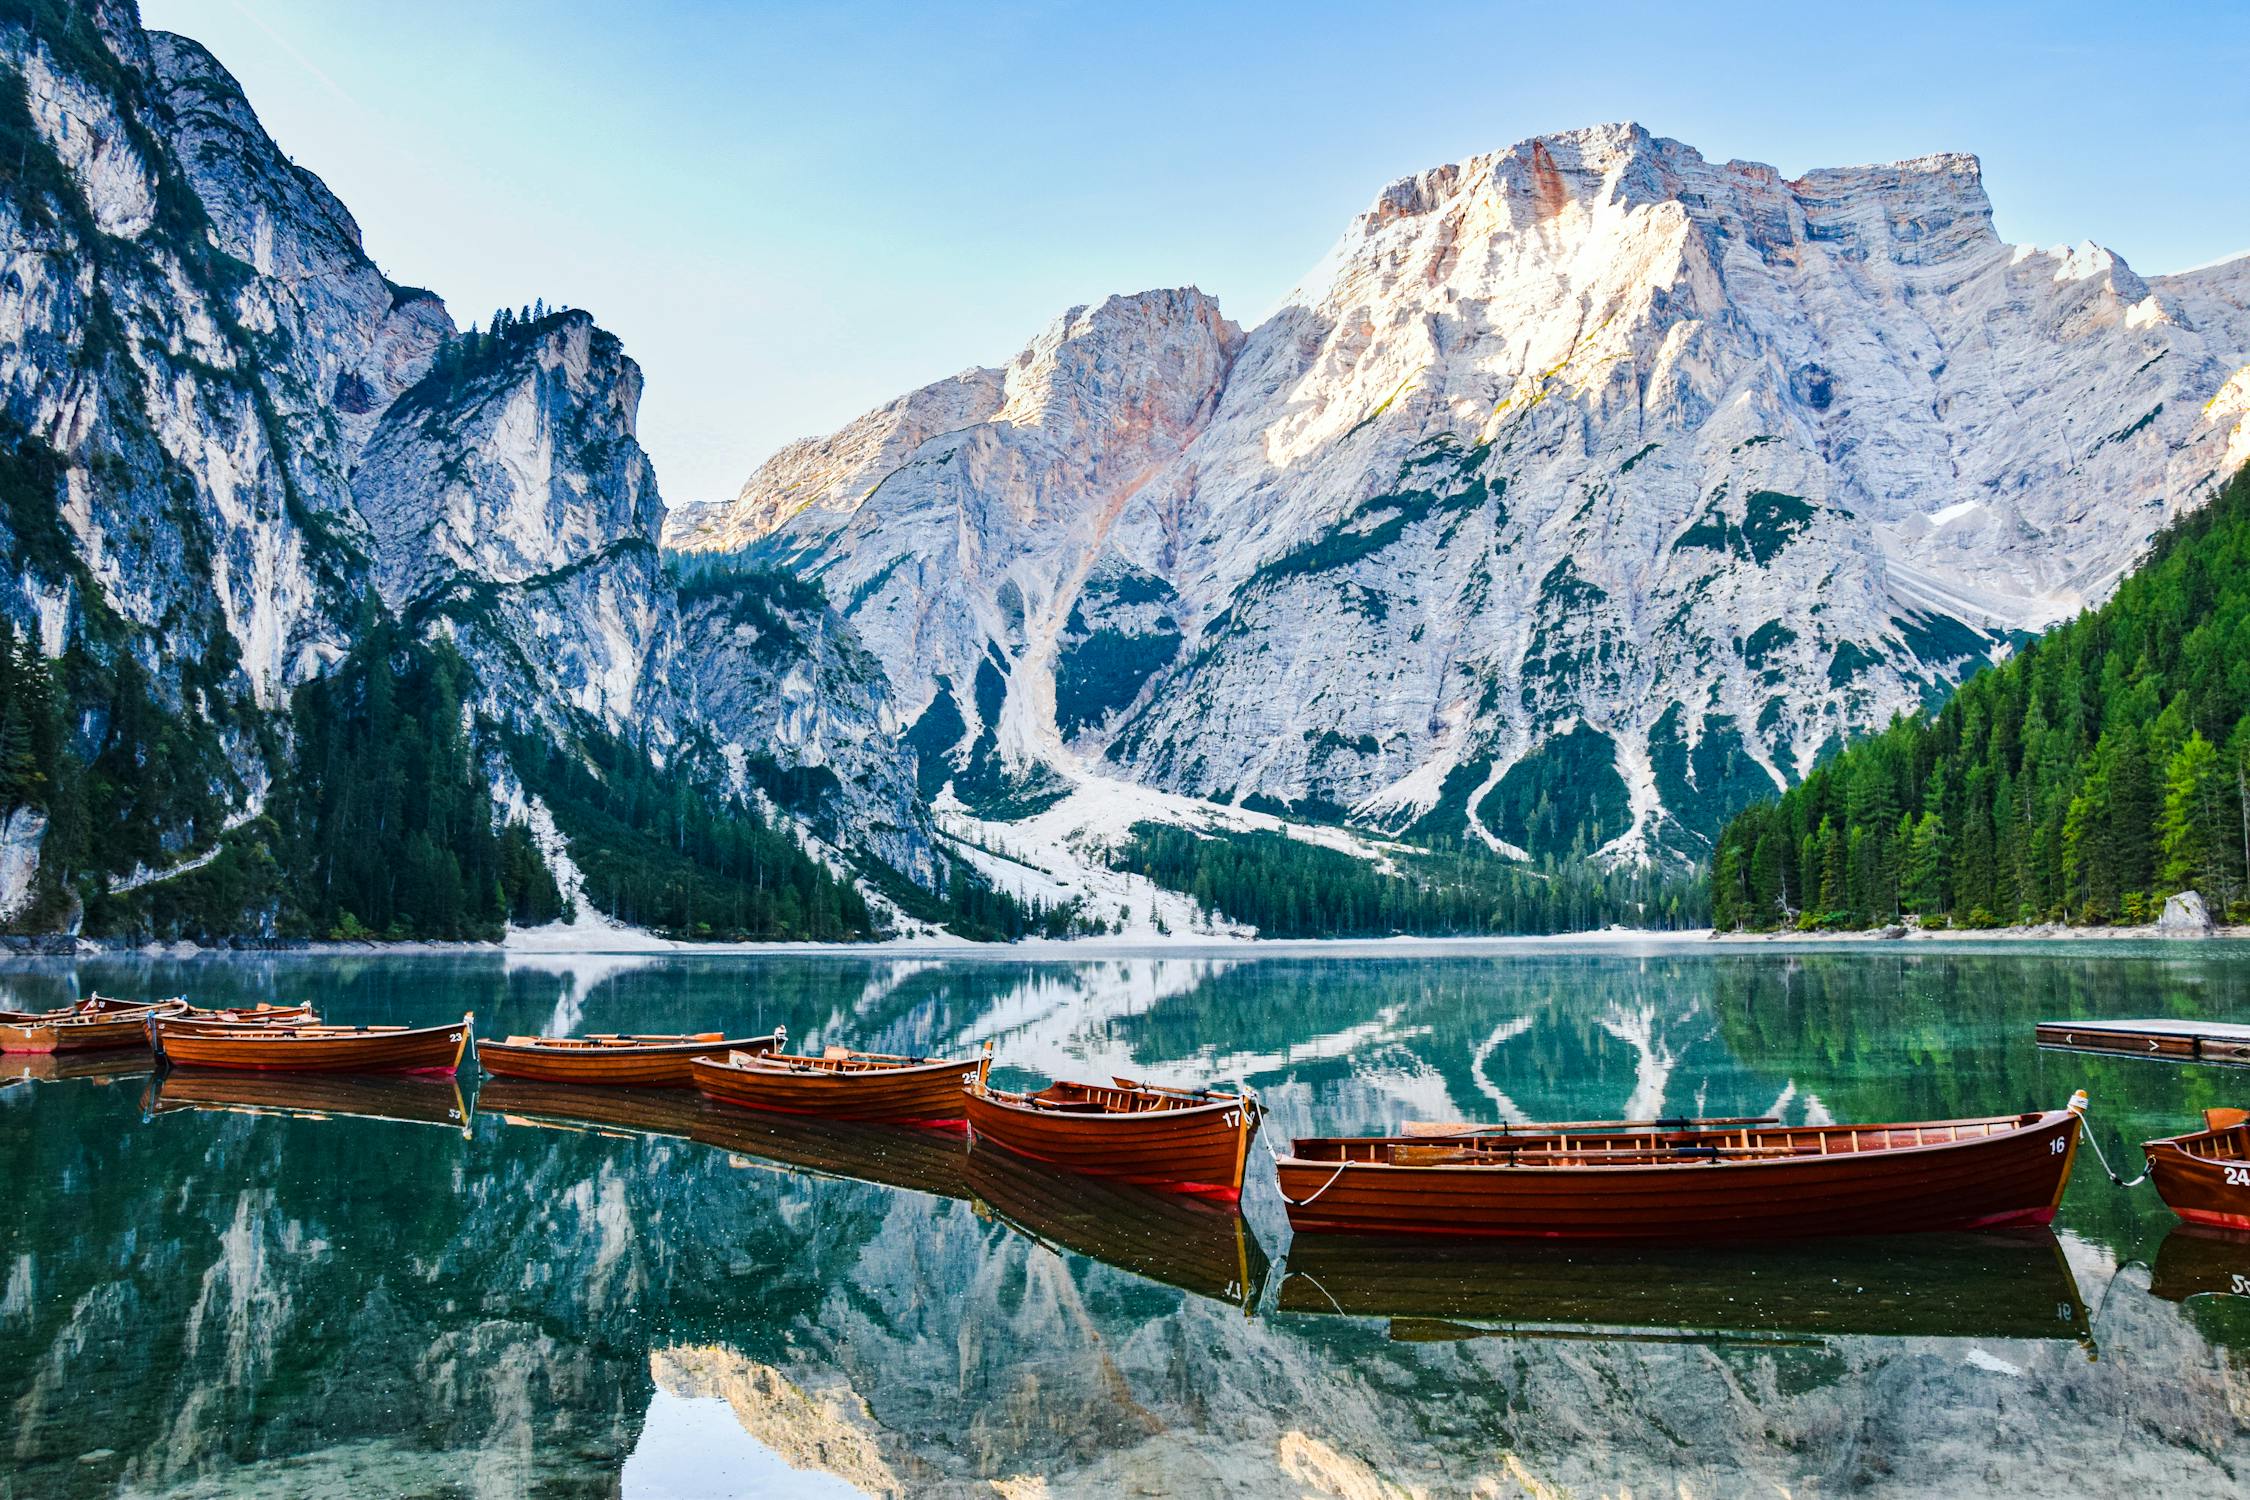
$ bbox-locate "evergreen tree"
[1901,811,1947,914]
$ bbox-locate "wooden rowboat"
[1276,1229,2090,1343]
[963,1076,1265,1201]
[1275,1097,2086,1240]
[690,1042,990,1126]
[151,1014,474,1075]
[0,998,188,1054]
[5,993,179,1022]
[2144,1108,2250,1230]
[477,1028,782,1087]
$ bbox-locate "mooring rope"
[1246,1085,1352,1206]
[1281,1159,1352,1208]
[2080,1116,2148,1189]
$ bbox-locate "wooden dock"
[2035,1018,2250,1066]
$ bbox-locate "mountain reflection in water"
[4,945,2248,1496]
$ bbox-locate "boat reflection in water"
[144,1068,473,1136]
[2151,1224,2250,1304]
[964,1140,1270,1312]
[476,1076,709,1142]
[477,1076,973,1202]
[3,1049,158,1085]
[1278,1230,2090,1346]
[685,1097,971,1202]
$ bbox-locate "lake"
[4,942,2248,1497]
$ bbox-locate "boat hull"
[964,1088,1262,1200]
[1278,1109,2082,1240]
[476,1032,780,1087]
[691,1053,981,1126]
[2147,1133,2250,1230]
[153,1017,474,1076]
[1,1001,186,1054]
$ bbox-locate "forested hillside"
[1711,464,2250,931]
[1118,824,1709,937]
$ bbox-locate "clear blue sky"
[139,0,2250,505]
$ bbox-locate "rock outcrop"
[2157,890,2215,935]
[0,3,934,922]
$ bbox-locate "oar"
[1112,1076,1233,1101]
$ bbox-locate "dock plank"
[2036,1018,2250,1066]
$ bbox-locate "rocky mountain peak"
[696,124,2250,866]
[993,288,1240,448]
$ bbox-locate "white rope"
[2081,1122,2148,1189]
[1245,1085,1353,1205]
[1279,1159,1352,1208]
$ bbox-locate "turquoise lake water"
[3,943,2247,1496]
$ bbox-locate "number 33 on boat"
[1274,1095,2088,1241]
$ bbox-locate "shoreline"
[4,922,2246,963]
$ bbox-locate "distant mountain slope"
[1711,461,2250,930]
[671,124,2250,865]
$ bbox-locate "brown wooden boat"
[477,1028,782,1087]
[6,993,179,1021]
[691,1042,990,1126]
[1276,1097,2086,1240]
[1277,1229,2090,1343]
[965,1142,1268,1310]
[963,1075,1265,1200]
[145,1069,472,1135]
[2144,1108,2250,1230]
[0,998,188,1054]
[151,1013,474,1075]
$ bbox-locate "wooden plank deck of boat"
[2035,1018,2250,1065]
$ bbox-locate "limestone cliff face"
[676,289,1242,800]
[0,3,932,913]
[678,124,2250,862]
